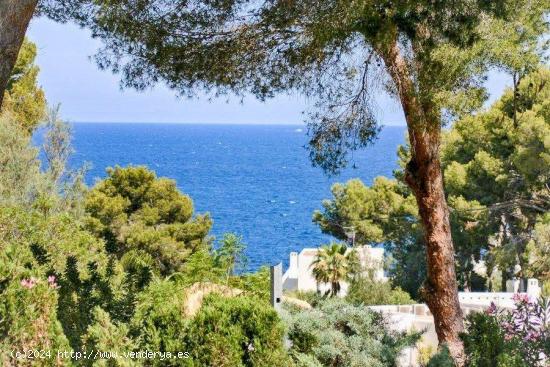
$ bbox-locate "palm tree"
[215,233,247,284]
[311,243,354,297]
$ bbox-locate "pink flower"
[47,275,58,289]
[512,293,531,304]
[486,302,497,315]
[20,277,37,289]
[524,330,541,342]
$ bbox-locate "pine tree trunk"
[405,128,465,365]
[379,37,465,365]
[0,0,38,109]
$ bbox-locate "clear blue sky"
[27,17,513,125]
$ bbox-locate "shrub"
[183,294,289,367]
[129,279,188,361]
[346,276,414,306]
[462,295,550,367]
[82,307,137,367]
[426,346,455,367]
[283,298,420,366]
[131,281,289,367]
[228,266,271,304]
[0,273,71,366]
[0,205,119,360]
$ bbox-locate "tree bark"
[379,37,466,365]
[406,126,466,366]
[0,0,38,109]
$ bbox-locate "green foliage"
[526,213,550,282]
[0,113,41,205]
[442,67,550,283]
[173,248,219,285]
[0,44,296,366]
[387,240,427,300]
[82,307,138,367]
[346,276,413,306]
[461,312,528,367]
[314,67,550,297]
[214,233,248,282]
[0,92,125,363]
[284,291,326,308]
[43,106,74,186]
[0,108,87,214]
[183,294,289,367]
[57,257,131,351]
[313,177,418,245]
[312,177,426,298]
[228,266,271,304]
[1,38,47,133]
[131,285,288,367]
[0,273,71,366]
[426,346,455,367]
[85,165,212,276]
[462,312,506,367]
[0,206,108,280]
[0,204,127,356]
[0,205,113,364]
[129,279,188,358]
[284,298,420,367]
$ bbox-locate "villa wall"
[370,283,541,367]
[282,245,387,295]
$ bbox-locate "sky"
[27,17,513,125]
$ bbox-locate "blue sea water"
[66,123,406,270]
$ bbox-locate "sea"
[59,123,406,270]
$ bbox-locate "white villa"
[282,245,387,295]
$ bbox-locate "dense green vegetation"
[283,298,420,367]
[85,165,212,277]
[314,67,550,300]
[460,296,550,367]
[1,38,46,133]
[0,120,291,365]
[0,115,417,365]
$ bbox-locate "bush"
[82,307,137,367]
[131,282,289,367]
[183,294,289,367]
[283,298,420,366]
[129,279,188,361]
[461,296,550,367]
[426,346,454,367]
[228,266,271,304]
[0,205,119,362]
[0,273,71,366]
[346,276,414,306]
[461,311,514,367]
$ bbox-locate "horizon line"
[66,121,408,127]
